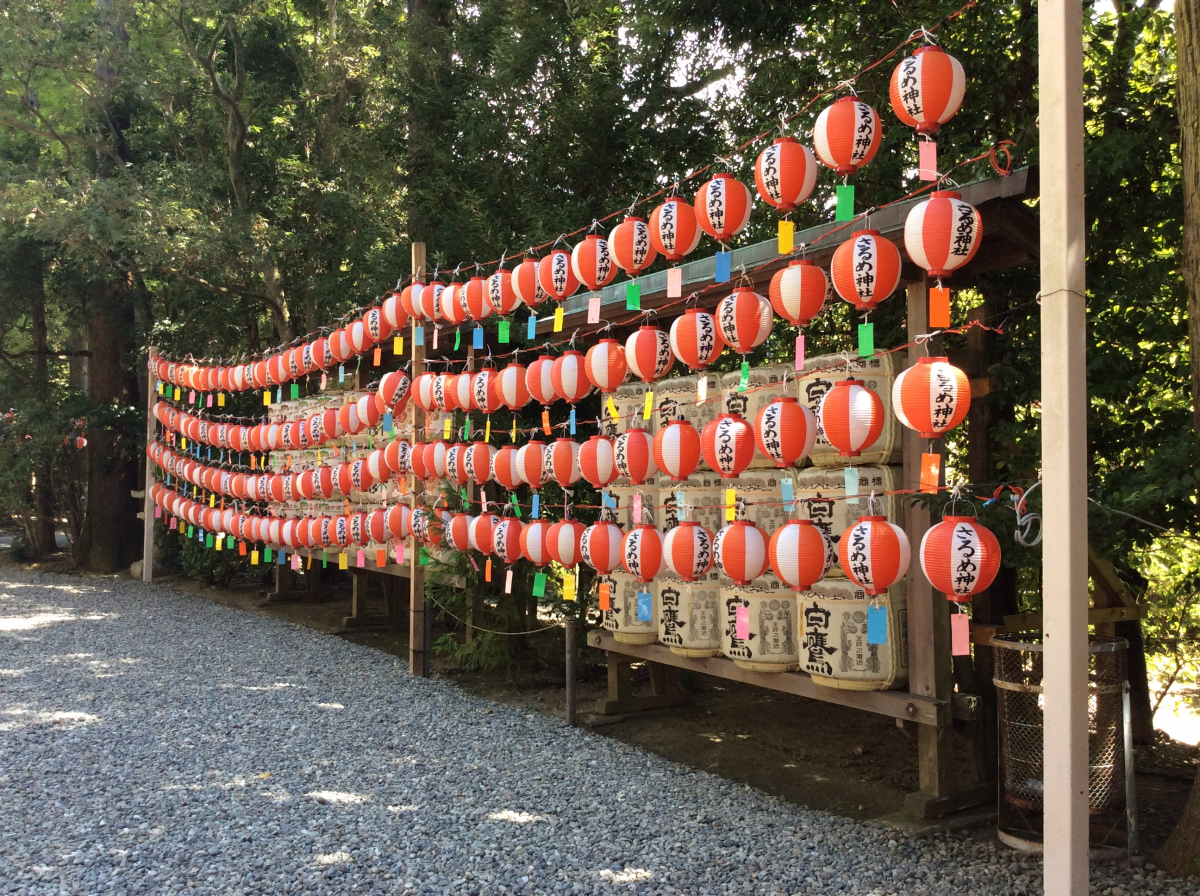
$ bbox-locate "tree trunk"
[1179,0,1200,439]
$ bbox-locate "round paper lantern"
[357,393,382,428]
[414,372,439,412]
[526,354,557,406]
[497,363,530,411]
[715,521,770,586]
[715,288,773,356]
[581,521,624,574]
[622,524,664,583]
[547,438,582,487]
[487,268,522,315]
[537,249,580,302]
[551,350,591,403]
[608,216,657,275]
[892,356,970,439]
[838,516,911,596]
[426,440,448,480]
[571,234,617,292]
[663,521,716,581]
[818,378,885,458]
[754,137,818,213]
[669,308,725,370]
[492,445,523,491]
[517,439,549,488]
[920,517,1000,601]
[520,520,554,566]
[386,438,412,476]
[378,371,411,409]
[615,428,657,485]
[649,197,702,262]
[452,372,474,412]
[830,230,902,311]
[547,519,587,568]
[441,282,468,326]
[625,326,673,383]
[579,435,618,488]
[448,512,474,553]
[653,419,702,481]
[754,397,817,468]
[584,339,628,393]
[445,443,470,486]
[769,260,830,327]
[469,513,500,554]
[903,190,983,279]
[383,291,409,332]
[461,276,493,321]
[813,96,882,176]
[694,173,753,243]
[367,448,391,483]
[419,281,444,322]
[433,373,458,412]
[472,367,504,415]
[400,283,421,321]
[700,414,756,479]
[889,46,966,136]
[492,518,525,564]
[409,444,430,481]
[513,257,547,307]
[769,520,831,591]
[464,441,496,486]
[387,504,412,540]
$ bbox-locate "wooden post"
[1039,0,1090,887]
[142,345,158,583]
[465,344,476,645]
[565,617,577,726]
[409,242,428,677]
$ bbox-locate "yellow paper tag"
[173,387,181,400]
[443,418,452,440]
[215,537,223,551]
[553,306,564,332]
[317,450,322,464]
[263,391,271,406]
[181,437,187,450]
[393,336,402,355]
[218,392,225,407]
[563,573,576,602]
[250,550,260,565]
[778,220,795,255]
[335,552,346,570]
[606,397,619,421]
[209,493,215,507]
[485,418,491,442]
[725,487,737,521]
[511,418,517,441]
[643,390,653,420]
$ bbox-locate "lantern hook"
[627,196,641,216]
[570,328,580,349]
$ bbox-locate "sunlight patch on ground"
[1,708,100,731]
[0,669,25,676]
[487,810,546,824]
[1155,688,1200,746]
[314,851,351,866]
[0,612,114,631]
[243,682,297,691]
[1,582,102,595]
[386,804,418,813]
[599,868,653,883]
[306,790,370,804]
[315,702,344,709]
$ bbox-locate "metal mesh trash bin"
[991,633,1138,856]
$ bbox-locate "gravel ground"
[1,569,1197,896]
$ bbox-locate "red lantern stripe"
[551,351,591,403]
[512,258,547,306]
[608,216,657,274]
[694,174,753,242]
[579,435,619,488]
[903,191,983,279]
[571,235,617,292]
[715,289,773,355]
[621,525,664,582]
[648,198,702,262]
[652,420,702,481]
[625,327,673,383]
[585,340,628,393]
[830,231,902,311]
[818,379,884,458]
[768,520,830,591]
[663,523,715,581]
[769,260,829,327]
[520,520,554,566]
[537,250,580,301]
[889,47,966,135]
[669,309,724,370]
[526,355,557,406]
[813,97,881,176]
[615,429,657,485]
[493,519,525,565]
[714,521,769,586]
[754,137,818,212]
[581,521,624,574]
[838,516,911,596]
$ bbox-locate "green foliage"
[177,531,246,588]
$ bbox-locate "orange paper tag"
[485,558,493,582]
[929,286,951,329]
[238,541,247,556]
[376,549,387,568]
[373,347,382,366]
[541,408,551,435]
[599,582,612,611]
[920,452,941,494]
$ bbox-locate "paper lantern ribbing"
[768,520,830,591]
[892,356,970,439]
[414,372,438,412]
[517,439,549,488]
[700,414,756,479]
[648,197,703,262]
[469,513,500,554]
[426,440,449,480]
[581,521,624,574]
[363,307,392,344]
[387,438,412,476]
[584,339,629,393]
[497,363,531,411]
[838,516,911,596]
[400,283,420,321]
[769,260,829,327]
[492,445,523,490]
[445,443,470,486]
[513,257,548,307]
[487,269,522,315]
[378,371,411,409]
[716,288,773,355]
[526,354,557,406]
[714,521,769,586]
[608,215,657,275]
[448,512,474,553]
[461,277,494,321]
[433,373,458,412]
[694,173,753,243]
[625,326,674,383]
[813,96,882,176]
[409,446,430,481]
[830,230,902,311]
[652,419,702,481]
[818,378,885,458]
[615,428,657,485]
[920,517,1000,602]
[520,520,554,566]
[754,397,817,468]
[472,367,504,415]
[537,249,580,302]
[663,521,716,582]
[451,372,474,413]
[669,308,725,370]
[547,438,582,487]
[903,190,983,279]
[492,518,525,565]
[551,350,591,404]
[463,441,496,485]
[441,282,469,326]
[754,137,818,213]
[547,519,587,568]
[622,524,664,583]
[383,291,409,332]
[579,435,619,488]
[571,234,617,292]
[889,46,966,136]
[419,282,445,322]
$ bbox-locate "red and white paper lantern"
[768,520,831,591]
[441,282,469,326]
[547,519,587,568]
[920,516,1000,602]
[537,249,580,302]
[512,257,547,307]
[700,414,756,479]
[625,326,674,383]
[517,439,549,488]
[584,339,628,393]
[714,521,769,586]
[492,518,525,565]
[551,350,591,403]
[413,372,439,412]
[487,268,522,315]
[648,197,703,262]
[526,354,557,406]
[694,174,753,243]
[754,137,818,212]
[520,520,554,566]
[472,367,504,415]
[754,397,817,468]
[581,521,625,574]
[830,231,902,311]
[652,419,702,481]
[615,428,657,485]
[462,276,494,321]
[716,288,773,355]
[378,370,411,409]
[889,46,967,136]
[892,356,970,439]
[622,524,664,583]
[769,260,829,327]
[663,521,716,581]
[903,190,983,279]
[469,513,500,554]
[451,372,474,413]
[608,216,657,275]
[818,378,885,458]
[464,442,496,485]
[497,363,530,411]
[669,308,724,370]
[838,516,911,596]
[448,512,474,553]
[419,282,445,322]
[492,445,523,490]
[579,435,619,488]
[813,96,882,176]
[571,234,617,292]
[547,438,582,487]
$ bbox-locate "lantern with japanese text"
[414,372,438,412]
[389,505,414,540]
[584,339,629,393]
[754,397,817,468]
[451,372,474,413]
[653,419,702,481]
[663,521,716,582]
[383,291,409,333]
[378,370,411,409]
[622,524,664,583]
[551,350,591,404]
[669,308,724,370]
[520,520,554,566]
[830,231,902,311]
[769,260,830,327]
[433,373,458,412]
[526,354,557,406]
[513,257,548,307]
[608,215,657,275]
[487,268,522,315]
[920,517,1000,602]
[469,513,500,554]
[813,96,882,176]
[838,516,911,596]
[625,326,674,383]
[386,438,412,476]
[419,282,445,322]
[579,435,619,488]
[818,378,885,458]
[768,520,831,591]
[716,288,773,355]
[547,438,582,487]
[448,513,474,553]
[571,234,617,292]
[889,46,967,136]
[715,521,769,586]
[615,428,657,485]
[754,137,819,212]
[700,414,755,479]
[441,282,469,326]
[649,197,702,262]
[694,173,753,243]
[903,191,983,279]
[548,519,587,568]
[492,518,525,565]
[537,249,580,302]
[892,356,970,439]
[464,442,496,486]
[472,367,504,415]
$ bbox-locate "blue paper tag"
[867,605,888,644]
[602,490,616,509]
[383,412,393,433]
[781,477,795,512]
[715,250,731,283]
[338,365,345,383]
[844,467,860,505]
[531,494,540,518]
[637,591,652,621]
[569,408,576,435]
[527,315,537,340]
[414,325,425,346]
[674,490,686,521]
[275,386,282,403]
[278,549,287,565]
[473,327,484,349]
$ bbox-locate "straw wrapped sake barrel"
[795,353,901,468]
[799,577,909,690]
[652,372,724,434]
[793,465,903,578]
[658,570,723,657]
[599,383,655,439]
[600,570,659,644]
[720,573,800,672]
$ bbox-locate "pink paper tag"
[206,393,213,408]
[356,549,366,567]
[505,569,514,594]
[291,553,301,570]
[667,268,682,298]
[632,493,642,524]
[468,554,479,571]
[169,517,175,528]
[951,612,971,655]
[735,605,750,640]
[919,140,938,182]
[395,542,405,564]
[154,506,162,518]
[794,335,805,371]
[587,292,601,324]
[320,372,328,390]
[188,391,196,404]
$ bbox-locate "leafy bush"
[177,532,246,588]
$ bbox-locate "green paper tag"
[498,320,510,343]
[187,525,194,538]
[206,533,214,548]
[290,383,299,399]
[264,547,273,562]
[532,572,547,597]
[511,494,522,518]
[858,322,875,358]
[739,360,750,392]
[322,551,328,568]
[227,536,234,548]
[454,329,461,350]
[626,282,641,311]
[836,184,855,221]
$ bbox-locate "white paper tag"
[588,292,601,324]
[697,376,708,404]
[505,569,514,594]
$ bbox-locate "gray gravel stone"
[1,568,1197,895]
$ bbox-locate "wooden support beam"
[142,345,158,583]
[409,242,428,677]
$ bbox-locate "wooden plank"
[142,345,158,583]
[587,630,942,726]
[409,242,428,677]
[1088,547,1138,609]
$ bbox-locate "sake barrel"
[793,465,902,578]
[799,577,909,690]
[599,383,655,440]
[657,469,737,536]
[658,571,723,657]
[719,365,795,470]
[731,469,790,538]
[600,570,659,644]
[796,352,901,468]
[720,573,800,672]
[606,485,658,531]
[652,372,724,436]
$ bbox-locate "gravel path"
[1,569,1195,896]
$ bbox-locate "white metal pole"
[142,346,158,583]
[1039,0,1090,890]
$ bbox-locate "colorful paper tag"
[735,605,750,640]
[632,493,642,524]
[507,569,515,594]
[867,605,888,644]
[835,184,855,221]
[553,307,564,332]
[951,612,971,655]
[781,477,795,512]
[569,408,576,435]
[715,250,731,283]
[697,376,707,404]
[778,220,795,255]
[739,360,750,392]
[527,314,537,339]
[563,574,576,602]
[414,325,425,346]
[920,452,941,494]
[606,397,619,421]
[432,326,439,350]
[725,487,737,521]
[919,139,939,182]
[588,292,601,323]
[541,408,551,434]
[599,582,611,611]
[498,320,510,343]
[338,552,348,569]
[643,390,654,419]
[626,282,641,311]
[929,286,951,329]
[794,335,805,371]
[473,327,484,349]
[666,268,682,298]
[844,467,859,504]
[857,322,874,358]
[532,572,548,597]
[531,494,540,518]
[394,336,402,355]
[637,591,652,621]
